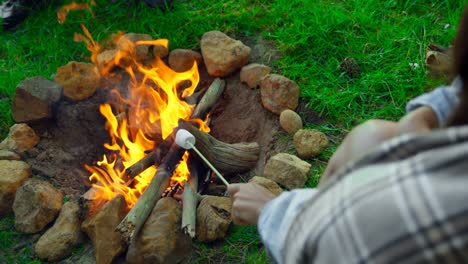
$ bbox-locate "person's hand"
[227,183,277,226]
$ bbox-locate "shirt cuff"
[405,77,462,126]
[258,189,319,263]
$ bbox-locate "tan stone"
[280,109,303,135]
[35,201,84,261]
[55,61,100,101]
[96,49,118,66]
[248,176,283,195]
[117,33,152,59]
[263,153,311,189]
[240,63,271,88]
[260,74,299,114]
[81,195,127,264]
[196,196,232,242]
[127,197,191,264]
[1,123,39,152]
[168,49,203,72]
[293,129,328,159]
[13,178,63,233]
[11,76,62,123]
[201,31,251,77]
[0,160,31,216]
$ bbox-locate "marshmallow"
[175,129,196,149]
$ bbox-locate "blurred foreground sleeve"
[257,188,319,263]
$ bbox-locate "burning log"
[124,78,225,179]
[123,137,172,179]
[116,143,185,244]
[179,120,260,174]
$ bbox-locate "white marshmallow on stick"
[175,129,230,186]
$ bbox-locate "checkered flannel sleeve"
[263,125,468,264]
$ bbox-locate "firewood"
[179,120,260,174]
[191,78,225,118]
[117,78,226,242]
[181,180,197,238]
[124,137,172,179]
[116,143,185,244]
[181,156,203,238]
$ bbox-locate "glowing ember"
[78,27,209,208]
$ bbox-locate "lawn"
[0,0,466,263]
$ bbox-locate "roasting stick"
[175,129,230,186]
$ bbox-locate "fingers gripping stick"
[175,129,230,186]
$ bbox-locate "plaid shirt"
[259,125,468,263]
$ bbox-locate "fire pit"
[1,27,326,263]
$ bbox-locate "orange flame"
[57,1,96,24]
[79,27,209,208]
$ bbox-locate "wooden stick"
[180,120,260,174]
[181,179,197,238]
[181,157,202,238]
[116,143,185,244]
[191,78,225,118]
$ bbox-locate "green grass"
[0,0,466,263]
[0,215,39,264]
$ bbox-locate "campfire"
[1,23,323,263]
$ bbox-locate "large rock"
[248,176,283,196]
[117,33,153,60]
[279,109,303,135]
[168,49,203,72]
[81,195,127,264]
[293,129,328,159]
[196,196,232,242]
[240,63,271,88]
[0,123,39,152]
[260,74,299,114]
[35,201,84,261]
[54,61,100,101]
[127,197,191,264]
[263,153,311,189]
[11,76,62,123]
[0,160,31,216]
[201,31,251,77]
[13,178,63,233]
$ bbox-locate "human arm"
[404,77,461,127]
